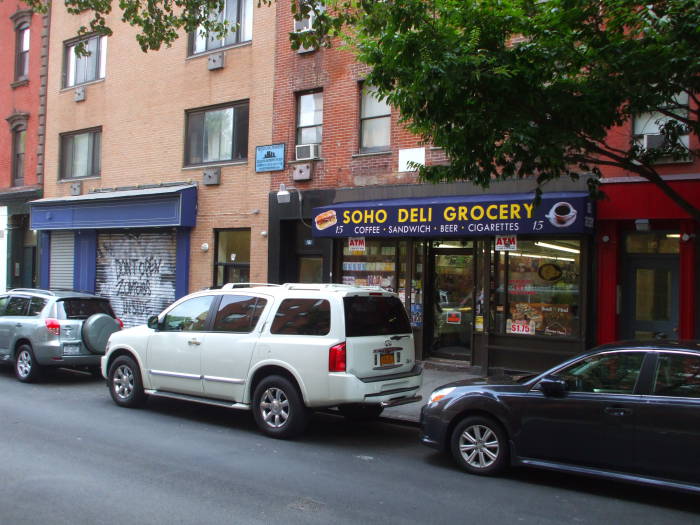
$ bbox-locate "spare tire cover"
[82,313,121,355]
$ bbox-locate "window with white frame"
[297,91,323,145]
[360,84,391,153]
[63,35,107,88]
[185,101,249,166]
[190,0,253,55]
[15,23,30,81]
[634,92,690,156]
[60,128,101,179]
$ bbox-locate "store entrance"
[429,244,475,361]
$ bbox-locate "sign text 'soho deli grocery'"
[311,193,594,238]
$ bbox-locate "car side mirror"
[147,315,160,330]
[538,375,568,397]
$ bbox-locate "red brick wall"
[0,3,43,188]
[271,1,445,194]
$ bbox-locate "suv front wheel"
[15,344,42,383]
[108,355,146,408]
[252,375,309,439]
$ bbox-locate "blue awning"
[29,184,197,230]
[311,192,594,238]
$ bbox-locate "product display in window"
[499,240,580,337]
[341,240,397,291]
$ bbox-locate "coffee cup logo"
[546,201,577,227]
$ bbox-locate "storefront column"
[679,220,697,339]
[38,231,50,289]
[596,221,619,344]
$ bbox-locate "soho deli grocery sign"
[312,192,594,238]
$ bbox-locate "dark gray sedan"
[420,341,700,494]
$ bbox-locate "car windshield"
[344,296,411,337]
[57,298,115,319]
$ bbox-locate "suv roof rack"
[8,288,55,296]
[281,283,388,292]
[220,282,283,290]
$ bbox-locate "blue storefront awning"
[29,184,197,230]
[311,192,594,238]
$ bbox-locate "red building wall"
[0,3,43,188]
[270,1,446,194]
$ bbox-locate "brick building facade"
[0,2,49,290]
[30,2,276,326]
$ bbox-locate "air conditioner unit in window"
[643,134,666,150]
[295,143,320,161]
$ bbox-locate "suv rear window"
[58,298,115,319]
[344,296,411,337]
[271,298,331,336]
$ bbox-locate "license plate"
[63,344,81,356]
[380,353,395,366]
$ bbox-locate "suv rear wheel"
[252,375,309,439]
[108,356,146,408]
[15,344,42,383]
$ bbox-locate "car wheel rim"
[17,350,31,378]
[459,424,499,469]
[260,387,289,428]
[113,365,134,400]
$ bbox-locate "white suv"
[102,283,422,438]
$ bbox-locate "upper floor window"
[185,101,249,166]
[15,23,30,81]
[63,35,107,88]
[12,126,26,186]
[190,0,253,55]
[60,127,101,179]
[360,84,391,153]
[634,92,690,159]
[297,91,323,145]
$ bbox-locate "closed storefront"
[30,185,196,324]
[96,231,177,327]
[49,230,75,289]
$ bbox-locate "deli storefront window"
[493,239,581,337]
[342,239,398,291]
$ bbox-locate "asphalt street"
[0,366,698,525]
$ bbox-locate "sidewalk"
[380,361,481,425]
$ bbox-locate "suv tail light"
[329,342,346,372]
[45,318,61,336]
[116,317,124,329]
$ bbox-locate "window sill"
[60,78,105,93]
[352,150,392,158]
[186,41,252,61]
[11,79,29,89]
[58,175,101,182]
[182,160,247,170]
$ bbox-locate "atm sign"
[495,235,517,251]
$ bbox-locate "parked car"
[0,288,122,382]
[102,283,422,438]
[420,340,700,494]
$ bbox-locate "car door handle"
[15,323,22,327]
[187,339,201,346]
[604,407,632,417]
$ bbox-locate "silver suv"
[0,289,122,382]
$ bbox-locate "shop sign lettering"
[311,192,594,238]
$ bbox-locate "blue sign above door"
[255,144,285,172]
[311,192,594,238]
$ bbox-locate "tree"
[20,0,700,220]
[310,0,700,220]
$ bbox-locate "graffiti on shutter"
[96,232,177,327]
